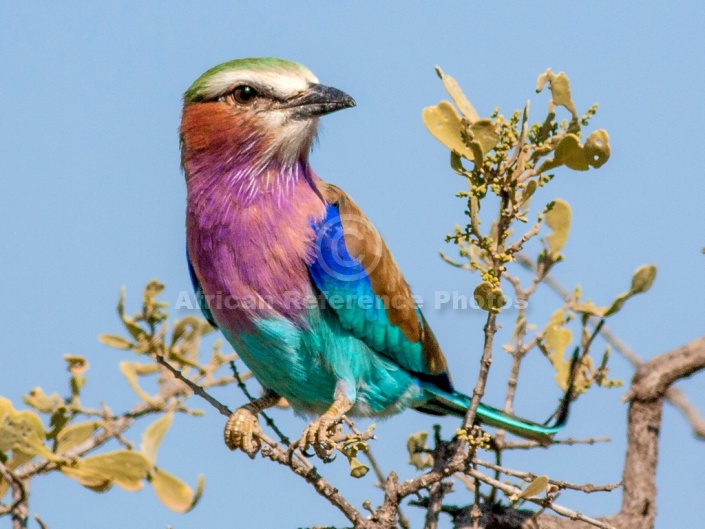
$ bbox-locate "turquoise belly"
[222,305,424,418]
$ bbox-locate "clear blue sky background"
[1,2,704,528]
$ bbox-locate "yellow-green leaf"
[572,300,609,317]
[536,69,578,120]
[0,415,58,461]
[55,421,102,453]
[473,282,506,313]
[603,264,657,317]
[141,413,173,465]
[119,362,160,404]
[120,314,146,341]
[171,315,203,346]
[544,199,572,257]
[407,431,433,470]
[543,310,574,390]
[556,134,589,170]
[584,129,611,168]
[422,101,475,161]
[629,264,657,295]
[61,450,151,492]
[538,130,611,173]
[517,475,549,499]
[151,468,204,513]
[435,66,480,122]
[468,119,499,157]
[144,280,165,299]
[99,334,133,350]
[23,388,63,414]
[520,180,538,208]
[63,355,88,374]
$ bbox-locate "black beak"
[283,83,356,119]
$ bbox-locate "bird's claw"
[297,415,341,459]
[224,407,262,458]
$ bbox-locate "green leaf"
[473,282,506,313]
[141,413,173,465]
[99,334,133,350]
[435,66,480,122]
[47,406,70,441]
[55,421,102,453]
[517,475,549,499]
[151,468,204,513]
[544,199,572,257]
[61,450,151,492]
[422,101,475,161]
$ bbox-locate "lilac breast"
[186,163,326,334]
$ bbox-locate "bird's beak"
[283,83,356,119]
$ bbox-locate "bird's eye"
[230,85,258,104]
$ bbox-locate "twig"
[341,417,409,529]
[474,458,622,493]
[497,436,611,450]
[33,514,49,529]
[0,460,27,529]
[154,353,232,417]
[517,253,705,441]
[256,432,366,527]
[466,468,615,529]
[424,481,445,529]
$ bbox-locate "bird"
[181,58,571,457]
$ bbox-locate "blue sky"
[1,2,704,528]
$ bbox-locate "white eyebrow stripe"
[201,70,319,100]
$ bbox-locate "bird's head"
[180,58,355,177]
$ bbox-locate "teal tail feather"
[415,351,578,443]
[415,387,569,443]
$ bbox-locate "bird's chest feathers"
[187,179,325,325]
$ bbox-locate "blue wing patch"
[308,204,431,376]
[187,249,217,329]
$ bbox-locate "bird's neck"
[181,102,320,205]
[185,151,318,206]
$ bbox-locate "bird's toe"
[224,407,262,457]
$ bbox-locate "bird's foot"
[297,395,354,460]
[298,414,342,459]
[224,407,262,458]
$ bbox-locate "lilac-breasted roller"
[181,58,570,456]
